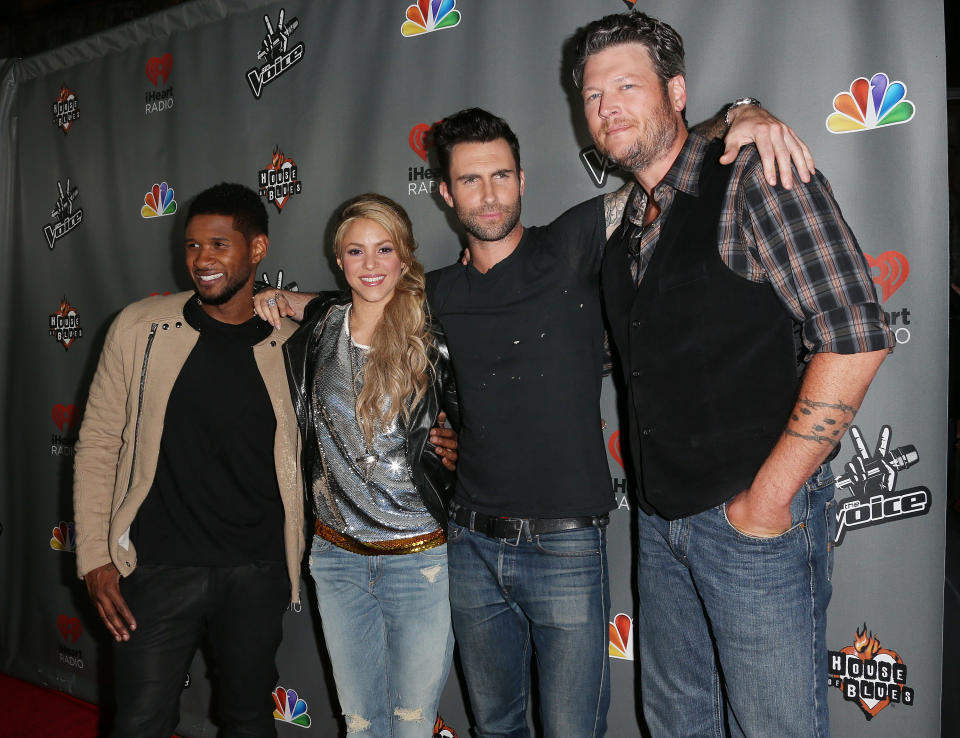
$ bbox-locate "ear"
[518,168,525,196]
[439,180,454,208]
[249,233,269,266]
[667,74,686,114]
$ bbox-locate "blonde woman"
[256,194,458,738]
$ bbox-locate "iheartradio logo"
[52,403,77,431]
[145,54,172,86]
[57,615,82,643]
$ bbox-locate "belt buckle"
[501,517,525,546]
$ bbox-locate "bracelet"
[724,97,762,127]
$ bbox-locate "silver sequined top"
[310,305,438,542]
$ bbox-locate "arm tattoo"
[796,397,858,416]
[786,396,858,446]
[603,183,632,231]
[690,110,728,140]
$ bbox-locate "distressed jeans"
[308,535,453,738]
[447,518,610,738]
[636,464,836,737]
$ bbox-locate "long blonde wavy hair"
[333,193,435,443]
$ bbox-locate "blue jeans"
[308,535,453,738]
[447,517,610,738]
[636,464,836,738]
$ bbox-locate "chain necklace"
[347,308,379,482]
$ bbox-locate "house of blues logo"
[828,624,915,720]
[43,178,84,250]
[52,85,79,133]
[49,297,83,350]
[246,8,304,99]
[258,147,303,212]
[833,424,931,545]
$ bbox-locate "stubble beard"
[194,270,251,306]
[456,197,522,243]
[604,95,680,174]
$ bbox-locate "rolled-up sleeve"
[735,160,894,355]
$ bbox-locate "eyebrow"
[343,239,394,249]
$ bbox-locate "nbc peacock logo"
[272,686,311,728]
[50,521,76,552]
[826,73,915,134]
[141,182,178,218]
[608,612,634,661]
[401,0,461,37]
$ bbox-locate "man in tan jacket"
[73,183,304,737]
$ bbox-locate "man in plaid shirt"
[573,10,892,738]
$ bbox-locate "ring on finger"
[266,298,277,307]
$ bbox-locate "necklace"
[347,308,379,482]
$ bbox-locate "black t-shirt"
[131,298,285,566]
[427,196,614,517]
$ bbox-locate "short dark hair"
[572,11,685,89]
[431,108,521,184]
[186,182,268,242]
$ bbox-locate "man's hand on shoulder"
[253,289,313,330]
[85,562,136,642]
[719,105,815,191]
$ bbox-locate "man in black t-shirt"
[74,184,304,737]
[427,107,616,738]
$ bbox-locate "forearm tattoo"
[690,111,728,140]
[785,396,858,446]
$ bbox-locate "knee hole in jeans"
[394,706,425,722]
[345,713,371,732]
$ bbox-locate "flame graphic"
[853,623,882,659]
[269,147,291,170]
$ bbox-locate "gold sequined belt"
[315,519,446,555]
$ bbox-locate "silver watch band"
[724,97,762,127]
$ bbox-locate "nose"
[480,178,497,203]
[598,91,619,120]
[363,250,377,270]
[195,244,216,267]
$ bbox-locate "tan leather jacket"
[73,292,304,603]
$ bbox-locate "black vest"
[602,142,801,520]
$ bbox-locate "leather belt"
[451,506,607,543]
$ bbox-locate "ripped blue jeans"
[309,535,453,737]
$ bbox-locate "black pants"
[112,562,289,738]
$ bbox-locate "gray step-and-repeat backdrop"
[0,0,947,735]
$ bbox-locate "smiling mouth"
[359,275,386,286]
[196,272,223,283]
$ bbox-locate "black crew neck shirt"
[131,297,284,566]
[427,196,614,517]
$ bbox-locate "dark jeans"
[112,562,289,738]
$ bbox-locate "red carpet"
[0,673,183,737]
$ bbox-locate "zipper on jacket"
[119,322,158,507]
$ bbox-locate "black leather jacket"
[283,292,460,527]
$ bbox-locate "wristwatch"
[724,97,762,126]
